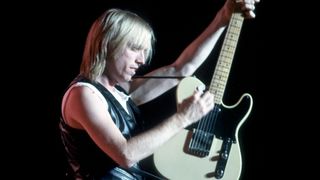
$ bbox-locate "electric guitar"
[152,11,254,180]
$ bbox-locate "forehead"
[128,29,152,48]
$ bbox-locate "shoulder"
[64,82,108,110]
[63,82,111,128]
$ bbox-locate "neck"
[97,75,117,91]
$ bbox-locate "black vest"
[59,75,144,179]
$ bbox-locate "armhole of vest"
[61,82,109,121]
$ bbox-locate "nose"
[136,50,146,65]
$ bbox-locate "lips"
[129,67,138,75]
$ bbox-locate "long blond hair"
[80,8,155,81]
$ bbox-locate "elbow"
[118,159,136,169]
[171,62,195,77]
[117,153,138,169]
[112,141,140,168]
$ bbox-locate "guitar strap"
[129,165,166,180]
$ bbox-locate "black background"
[4,0,311,179]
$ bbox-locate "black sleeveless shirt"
[59,76,144,180]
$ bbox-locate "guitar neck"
[209,12,244,104]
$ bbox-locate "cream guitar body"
[153,77,253,180]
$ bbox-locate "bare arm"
[65,85,214,168]
[127,0,258,105]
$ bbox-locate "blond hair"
[80,8,155,81]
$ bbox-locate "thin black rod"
[132,75,186,79]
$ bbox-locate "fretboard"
[209,12,244,104]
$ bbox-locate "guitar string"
[202,107,219,153]
[189,13,243,156]
[201,110,213,154]
[190,107,219,156]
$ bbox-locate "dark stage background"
[3,0,279,179]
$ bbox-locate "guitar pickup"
[186,129,214,157]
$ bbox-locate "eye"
[128,44,149,57]
[130,45,140,51]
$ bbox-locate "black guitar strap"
[129,166,167,180]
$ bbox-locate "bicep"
[68,86,127,163]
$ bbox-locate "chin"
[123,75,133,82]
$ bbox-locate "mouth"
[130,67,139,73]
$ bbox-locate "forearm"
[128,5,233,105]
[172,6,232,75]
[124,113,186,166]
[129,9,230,105]
[124,90,213,166]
